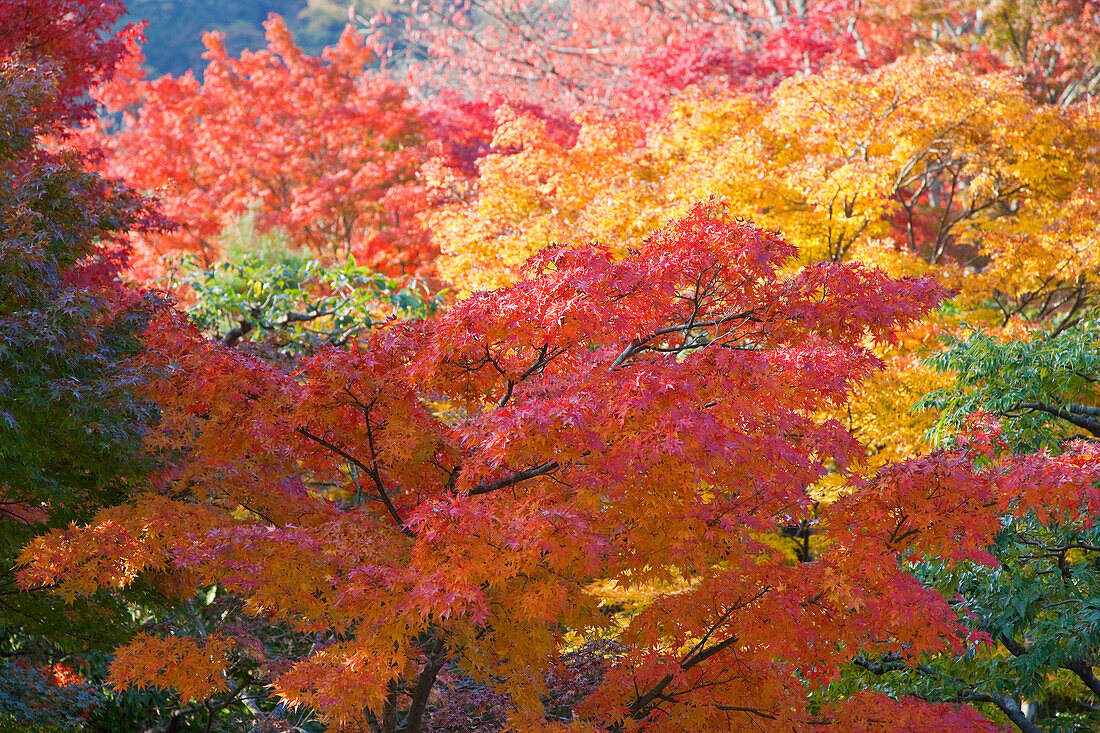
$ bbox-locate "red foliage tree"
[11,2,1100,730]
[87,15,436,276]
[21,203,1043,731]
[0,0,141,126]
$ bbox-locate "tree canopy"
[5,1,1100,731]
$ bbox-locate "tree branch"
[403,637,448,733]
[855,654,1041,733]
[1065,658,1100,700]
[1016,402,1100,437]
[467,460,560,496]
[295,426,411,535]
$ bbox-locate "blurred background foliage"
[124,0,399,77]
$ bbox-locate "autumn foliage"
[8,0,1100,732]
[21,204,962,728]
[86,15,435,277]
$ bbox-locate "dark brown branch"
[1016,402,1100,437]
[1065,658,1100,700]
[467,460,560,496]
[295,427,411,535]
[403,637,448,733]
[497,379,515,409]
[222,319,253,347]
[962,692,1041,733]
[495,344,560,408]
[611,310,761,368]
[1002,634,1100,700]
[714,704,778,720]
[999,633,1028,658]
[382,677,400,733]
[627,634,742,719]
[627,588,770,722]
[678,604,739,667]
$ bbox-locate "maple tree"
[21,202,1045,731]
[824,438,1100,732]
[948,0,1100,106]
[433,53,1098,293]
[87,15,436,277]
[0,0,143,126]
[428,52,1100,478]
[368,0,1100,114]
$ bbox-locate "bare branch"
[467,460,561,496]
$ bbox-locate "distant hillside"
[125,0,395,77]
